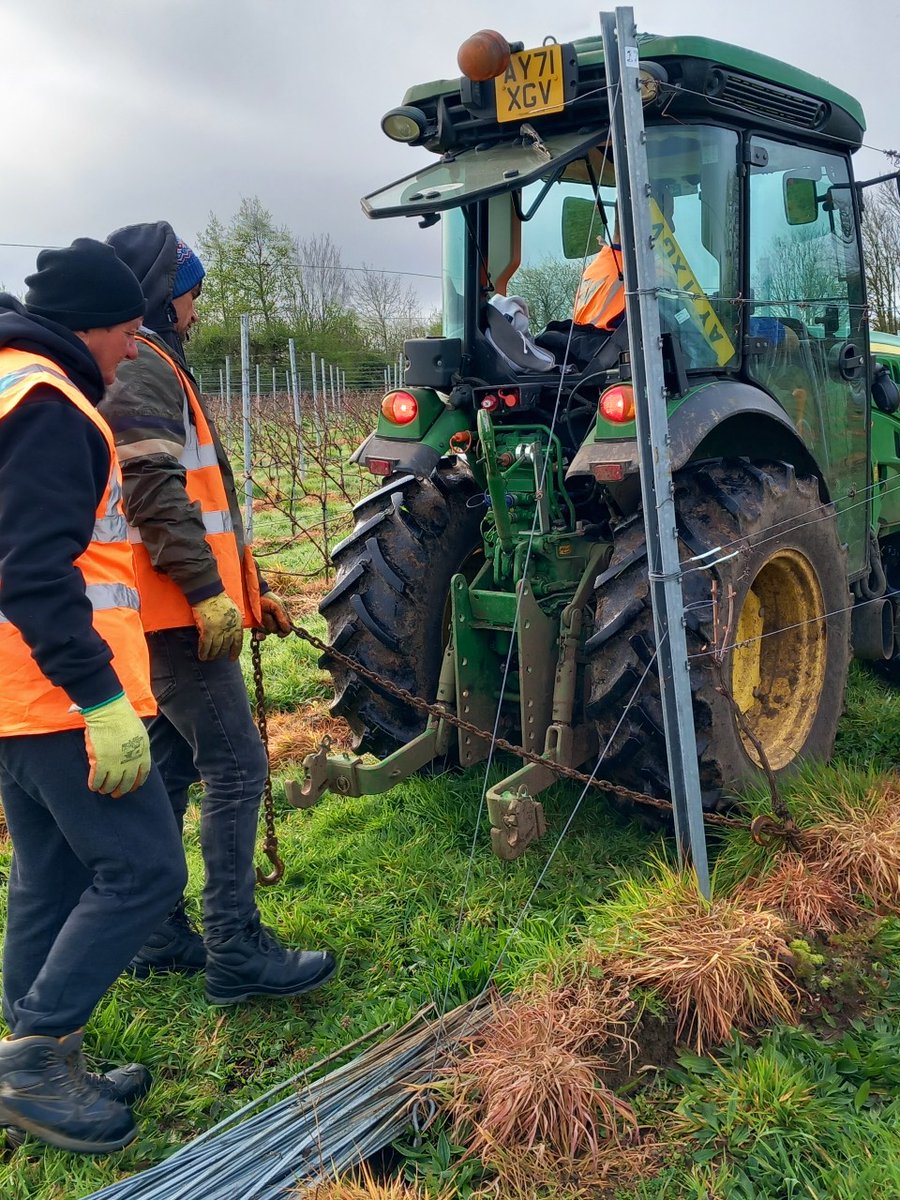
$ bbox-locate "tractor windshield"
[440,123,741,372]
[511,124,740,370]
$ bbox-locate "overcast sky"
[3,0,897,312]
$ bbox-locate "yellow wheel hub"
[730,548,827,771]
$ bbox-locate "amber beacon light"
[457,29,511,81]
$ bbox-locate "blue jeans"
[0,730,186,1036]
[147,628,268,940]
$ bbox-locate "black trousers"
[147,628,268,940]
[0,728,186,1037]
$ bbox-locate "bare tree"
[353,265,422,355]
[862,182,900,334]
[290,234,351,338]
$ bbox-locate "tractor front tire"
[586,460,851,810]
[320,463,483,757]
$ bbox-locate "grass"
[1,463,900,1197]
[623,1015,900,1200]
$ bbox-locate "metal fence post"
[311,351,321,446]
[289,337,305,480]
[601,6,710,897]
[239,315,253,540]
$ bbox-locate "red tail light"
[599,384,636,424]
[381,390,418,425]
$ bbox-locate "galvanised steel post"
[600,7,710,896]
[239,314,253,541]
[289,337,305,480]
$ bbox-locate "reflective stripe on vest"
[125,336,261,631]
[93,473,128,543]
[126,509,234,542]
[181,394,219,471]
[0,581,139,625]
[0,348,155,735]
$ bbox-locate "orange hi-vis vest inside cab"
[126,336,261,632]
[0,349,155,736]
[572,243,626,331]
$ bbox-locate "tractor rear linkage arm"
[280,621,792,858]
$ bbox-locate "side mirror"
[873,363,900,414]
[784,175,819,225]
[561,195,604,260]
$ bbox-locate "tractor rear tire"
[586,460,851,811]
[319,462,484,757]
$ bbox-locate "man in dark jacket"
[0,240,187,1152]
[101,221,334,1005]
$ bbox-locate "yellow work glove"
[259,590,291,637]
[191,593,244,661]
[81,693,151,797]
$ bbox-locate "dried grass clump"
[738,854,861,933]
[266,706,354,767]
[0,803,7,844]
[305,1164,449,1199]
[799,783,900,910]
[444,981,637,1165]
[606,870,798,1052]
[264,571,330,612]
[470,1139,666,1199]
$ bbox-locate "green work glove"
[191,592,244,661]
[81,693,151,797]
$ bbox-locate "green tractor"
[298,22,900,856]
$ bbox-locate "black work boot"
[87,1063,152,1107]
[0,1033,136,1154]
[205,917,336,1005]
[2,1051,151,1150]
[128,899,206,978]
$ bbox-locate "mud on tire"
[586,460,851,810]
[319,462,484,756]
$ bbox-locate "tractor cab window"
[645,125,741,370]
[504,125,740,371]
[747,137,867,556]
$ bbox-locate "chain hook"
[256,836,285,886]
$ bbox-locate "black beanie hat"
[24,237,145,331]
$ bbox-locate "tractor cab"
[362,29,870,570]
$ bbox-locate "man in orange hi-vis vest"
[101,223,334,1007]
[0,241,186,1154]
[572,232,625,331]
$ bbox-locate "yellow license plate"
[495,44,565,122]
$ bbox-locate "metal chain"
[251,631,285,885]
[287,622,759,834]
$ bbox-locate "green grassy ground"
[1,492,899,1199]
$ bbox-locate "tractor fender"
[350,405,472,476]
[566,380,827,494]
[350,430,442,476]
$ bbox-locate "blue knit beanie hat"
[172,239,205,299]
